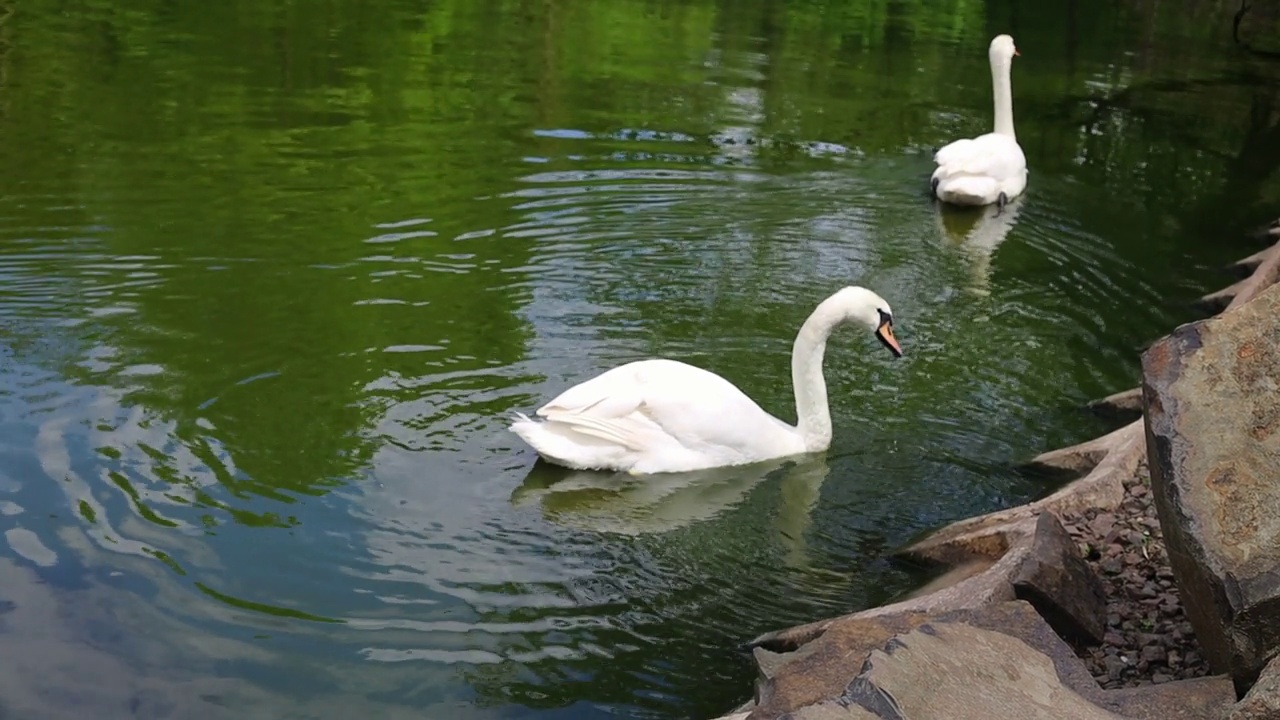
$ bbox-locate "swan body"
[932,35,1027,207]
[510,286,903,475]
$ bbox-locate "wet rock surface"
[1060,459,1212,689]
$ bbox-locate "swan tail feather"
[509,414,634,471]
[935,175,1000,206]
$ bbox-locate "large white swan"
[510,286,902,475]
[931,34,1027,210]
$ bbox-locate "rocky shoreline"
[714,226,1280,720]
[1062,458,1210,688]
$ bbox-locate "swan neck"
[791,303,838,452]
[991,58,1015,139]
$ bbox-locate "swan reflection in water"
[933,193,1025,295]
[511,454,832,567]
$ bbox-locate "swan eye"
[877,309,893,327]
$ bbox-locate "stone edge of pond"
[709,228,1280,720]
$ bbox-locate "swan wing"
[531,359,793,463]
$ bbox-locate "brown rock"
[1142,282,1280,692]
[1226,245,1278,279]
[1229,654,1280,719]
[1142,644,1168,665]
[1011,512,1109,646]
[1091,512,1118,538]
[1097,676,1235,719]
[1192,278,1247,314]
[1089,387,1144,422]
[746,612,931,716]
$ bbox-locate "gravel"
[1059,459,1212,689]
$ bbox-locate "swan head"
[832,286,903,358]
[989,34,1019,65]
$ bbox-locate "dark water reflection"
[3,0,1280,717]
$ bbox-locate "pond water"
[4,0,1280,718]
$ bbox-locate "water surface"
[3,0,1280,717]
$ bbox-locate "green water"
[3,0,1280,717]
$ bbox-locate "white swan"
[510,286,903,475]
[931,34,1028,209]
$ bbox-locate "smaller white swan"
[931,34,1027,210]
[510,286,903,475]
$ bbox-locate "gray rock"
[1228,654,1280,719]
[1142,281,1280,692]
[1011,511,1108,645]
[846,622,1124,719]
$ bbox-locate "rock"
[1142,644,1168,665]
[1192,278,1247,315]
[784,702,878,720]
[1142,281,1280,692]
[1224,237,1280,313]
[1092,512,1118,538]
[1229,654,1280,719]
[747,611,933,717]
[1089,388,1144,422]
[754,643,818,684]
[846,622,1125,720]
[745,601,1103,719]
[1011,512,1109,646]
[1097,676,1236,719]
[1226,245,1278,279]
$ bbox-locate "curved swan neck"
[791,299,841,451]
[991,56,1015,139]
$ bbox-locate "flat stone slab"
[1143,281,1280,691]
[850,622,1124,719]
